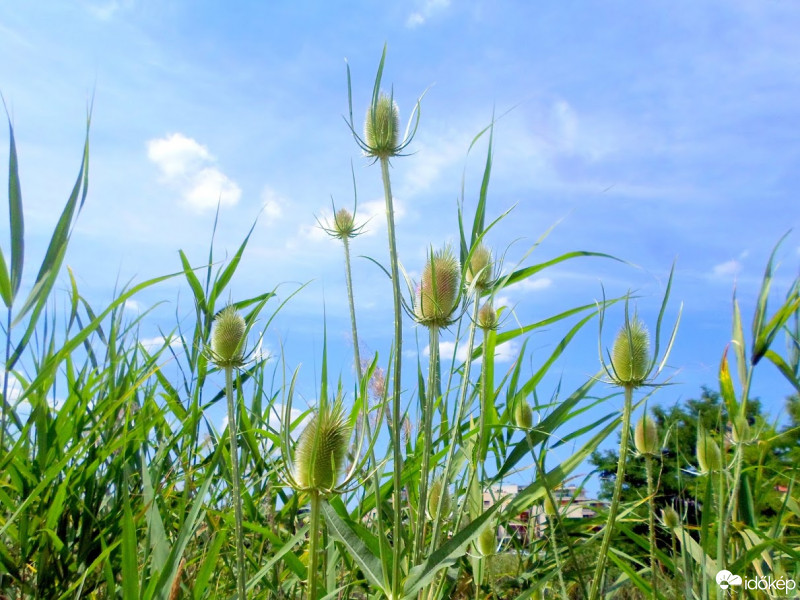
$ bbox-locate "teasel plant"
[345,45,423,597]
[204,305,257,600]
[634,411,661,600]
[588,268,681,600]
[277,335,384,600]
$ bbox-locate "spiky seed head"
[543,495,557,517]
[477,303,498,331]
[610,317,650,387]
[332,208,356,238]
[662,506,680,530]
[414,246,461,328]
[475,523,496,557]
[731,415,750,444]
[364,93,400,159]
[293,403,351,494]
[514,402,533,429]
[466,244,493,290]
[634,414,659,455]
[696,427,723,473]
[426,477,451,520]
[210,306,246,367]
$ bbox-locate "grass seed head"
[210,306,246,367]
[634,414,659,455]
[415,246,461,328]
[466,244,493,290]
[293,403,351,494]
[364,92,400,159]
[610,317,650,387]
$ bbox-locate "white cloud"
[509,276,553,293]
[139,335,183,352]
[124,299,141,312]
[147,133,241,212]
[261,186,285,224]
[712,260,742,277]
[406,0,451,27]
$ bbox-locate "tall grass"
[1,50,799,600]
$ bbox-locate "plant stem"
[308,491,321,600]
[415,324,439,564]
[380,155,404,600]
[588,384,634,600]
[645,453,657,600]
[1,307,12,452]
[342,236,362,381]
[225,366,247,600]
[548,512,570,600]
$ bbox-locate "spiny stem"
[380,155,404,600]
[645,453,657,600]
[589,384,634,600]
[415,324,439,564]
[308,491,321,600]
[225,366,247,600]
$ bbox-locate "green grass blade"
[5,113,23,300]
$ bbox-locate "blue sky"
[1,1,799,489]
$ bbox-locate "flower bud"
[332,208,355,238]
[426,477,451,520]
[696,427,723,473]
[211,306,246,367]
[364,93,399,159]
[731,415,749,444]
[294,402,351,493]
[514,402,533,429]
[475,523,496,556]
[634,414,659,455]
[610,317,650,387]
[414,246,461,327]
[466,244,493,290]
[661,506,680,530]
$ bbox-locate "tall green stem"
[225,366,247,600]
[415,324,439,563]
[380,156,404,600]
[645,453,657,600]
[308,491,321,600]
[1,307,12,452]
[342,236,362,381]
[589,384,634,600]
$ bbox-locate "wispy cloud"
[712,260,742,278]
[428,339,519,364]
[147,133,241,212]
[406,0,451,28]
[509,276,553,293]
[139,335,183,352]
[260,186,285,225]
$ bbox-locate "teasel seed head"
[731,414,750,444]
[610,317,650,387]
[514,402,533,429]
[210,306,246,368]
[543,494,557,517]
[414,246,461,328]
[426,477,451,520]
[662,506,681,531]
[293,402,351,494]
[364,92,400,159]
[477,302,498,331]
[475,523,496,557]
[466,244,493,290]
[634,414,659,456]
[332,208,356,239]
[696,427,723,473]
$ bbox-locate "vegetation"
[1,48,799,599]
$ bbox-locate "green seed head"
[610,317,650,387]
[332,208,356,239]
[426,477,451,520]
[364,93,400,159]
[477,302,498,331]
[293,402,351,494]
[543,495,557,517]
[696,427,723,473]
[466,244,493,290]
[475,523,496,557]
[634,414,659,456]
[210,306,246,367]
[514,402,533,429]
[731,415,750,444]
[414,246,461,328]
[662,506,680,530]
